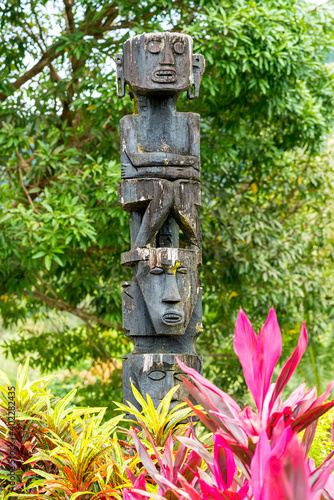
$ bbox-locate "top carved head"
[116,32,205,99]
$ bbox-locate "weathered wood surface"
[117,32,205,410]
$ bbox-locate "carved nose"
[160,37,175,66]
[162,274,181,303]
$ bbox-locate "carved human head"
[122,248,200,336]
[116,32,205,99]
[123,353,202,411]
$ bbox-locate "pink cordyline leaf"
[124,472,148,500]
[251,430,271,500]
[162,434,174,478]
[268,322,308,414]
[184,393,220,433]
[233,309,257,406]
[177,474,202,500]
[180,449,202,482]
[310,458,334,498]
[180,376,248,448]
[323,474,334,500]
[293,387,317,419]
[279,382,306,413]
[213,434,236,491]
[177,435,213,466]
[261,436,312,500]
[301,421,318,456]
[239,406,263,439]
[234,308,282,415]
[251,426,299,499]
[198,479,248,500]
[307,381,334,413]
[130,430,168,491]
[260,455,291,500]
[176,357,241,416]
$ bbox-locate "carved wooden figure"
[116,32,205,252]
[116,32,205,412]
[123,353,202,412]
[122,248,202,337]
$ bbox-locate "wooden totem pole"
[116,32,205,410]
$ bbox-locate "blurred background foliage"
[1,0,334,410]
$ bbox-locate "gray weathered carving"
[118,179,201,251]
[123,353,203,412]
[122,248,201,337]
[116,31,205,412]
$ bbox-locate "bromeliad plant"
[125,308,334,499]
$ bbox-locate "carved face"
[134,248,199,335]
[123,353,202,411]
[123,32,193,95]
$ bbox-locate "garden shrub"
[1,308,334,499]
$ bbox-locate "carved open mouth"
[162,312,183,325]
[152,69,176,83]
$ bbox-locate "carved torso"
[120,102,200,180]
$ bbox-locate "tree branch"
[0,42,62,102]
[63,0,75,33]
[21,289,116,329]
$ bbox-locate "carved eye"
[177,267,188,274]
[174,374,184,383]
[148,371,166,381]
[150,267,164,275]
[148,40,162,54]
[173,42,185,55]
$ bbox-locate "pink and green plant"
[125,308,334,500]
[2,308,334,499]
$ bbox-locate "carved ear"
[116,53,125,98]
[187,54,205,100]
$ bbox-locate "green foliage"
[49,358,123,421]
[1,0,334,402]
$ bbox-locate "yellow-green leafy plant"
[115,383,194,447]
[0,358,58,493]
[1,359,199,499]
[17,412,128,499]
[0,359,140,498]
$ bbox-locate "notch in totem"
[116,32,205,411]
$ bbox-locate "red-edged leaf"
[291,400,334,434]
[251,430,271,500]
[269,322,307,414]
[177,357,241,415]
[214,434,236,491]
[184,397,219,433]
[130,430,161,484]
[301,421,318,456]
